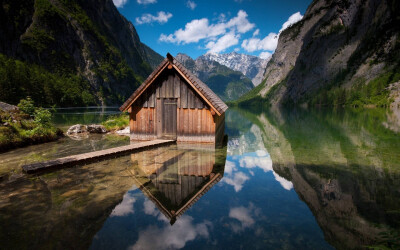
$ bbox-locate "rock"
[87,124,107,133]
[0,101,18,112]
[116,126,130,135]
[67,124,87,135]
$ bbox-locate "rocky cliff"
[175,53,254,102]
[0,0,163,106]
[201,52,269,86]
[238,0,400,107]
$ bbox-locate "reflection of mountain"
[236,107,400,249]
[128,144,227,224]
[224,108,294,192]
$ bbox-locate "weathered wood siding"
[129,69,224,143]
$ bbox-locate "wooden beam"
[121,62,169,111]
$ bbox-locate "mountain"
[238,0,400,107]
[175,53,254,102]
[202,52,269,86]
[0,0,163,107]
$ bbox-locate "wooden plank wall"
[130,107,157,140]
[214,113,225,146]
[129,70,223,143]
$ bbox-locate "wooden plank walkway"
[22,139,175,174]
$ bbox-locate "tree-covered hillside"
[0,0,163,107]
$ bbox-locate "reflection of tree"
[235,107,400,249]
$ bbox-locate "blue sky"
[113,0,312,59]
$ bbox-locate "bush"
[0,99,62,152]
[18,97,36,116]
[34,107,53,127]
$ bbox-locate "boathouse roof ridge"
[119,53,228,115]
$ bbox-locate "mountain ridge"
[237,0,400,108]
[176,53,254,102]
[201,52,269,86]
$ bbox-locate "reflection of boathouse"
[128,144,226,224]
[120,53,227,144]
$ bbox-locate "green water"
[0,107,399,249]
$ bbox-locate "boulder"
[116,126,130,135]
[87,124,107,133]
[66,124,87,135]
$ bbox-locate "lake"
[0,107,399,249]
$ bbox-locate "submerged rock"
[87,124,107,134]
[67,124,87,135]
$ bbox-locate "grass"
[101,113,129,131]
[0,108,63,152]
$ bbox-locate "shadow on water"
[234,106,400,249]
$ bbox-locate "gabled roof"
[119,53,228,116]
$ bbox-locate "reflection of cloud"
[229,206,254,227]
[273,172,293,190]
[239,150,273,172]
[130,215,210,249]
[224,160,236,174]
[223,172,249,192]
[228,203,260,233]
[143,199,159,216]
[110,192,136,217]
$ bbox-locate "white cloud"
[241,32,278,52]
[186,0,196,10]
[113,0,128,8]
[279,12,303,33]
[226,10,255,33]
[252,28,259,37]
[130,215,210,250]
[206,32,239,53]
[110,192,136,217]
[259,51,272,59]
[217,13,227,23]
[137,0,156,4]
[241,12,303,53]
[159,10,254,45]
[136,11,172,25]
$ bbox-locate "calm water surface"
[0,107,399,249]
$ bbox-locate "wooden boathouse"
[120,53,228,144]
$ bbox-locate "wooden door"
[162,98,177,140]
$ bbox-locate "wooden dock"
[22,139,175,174]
